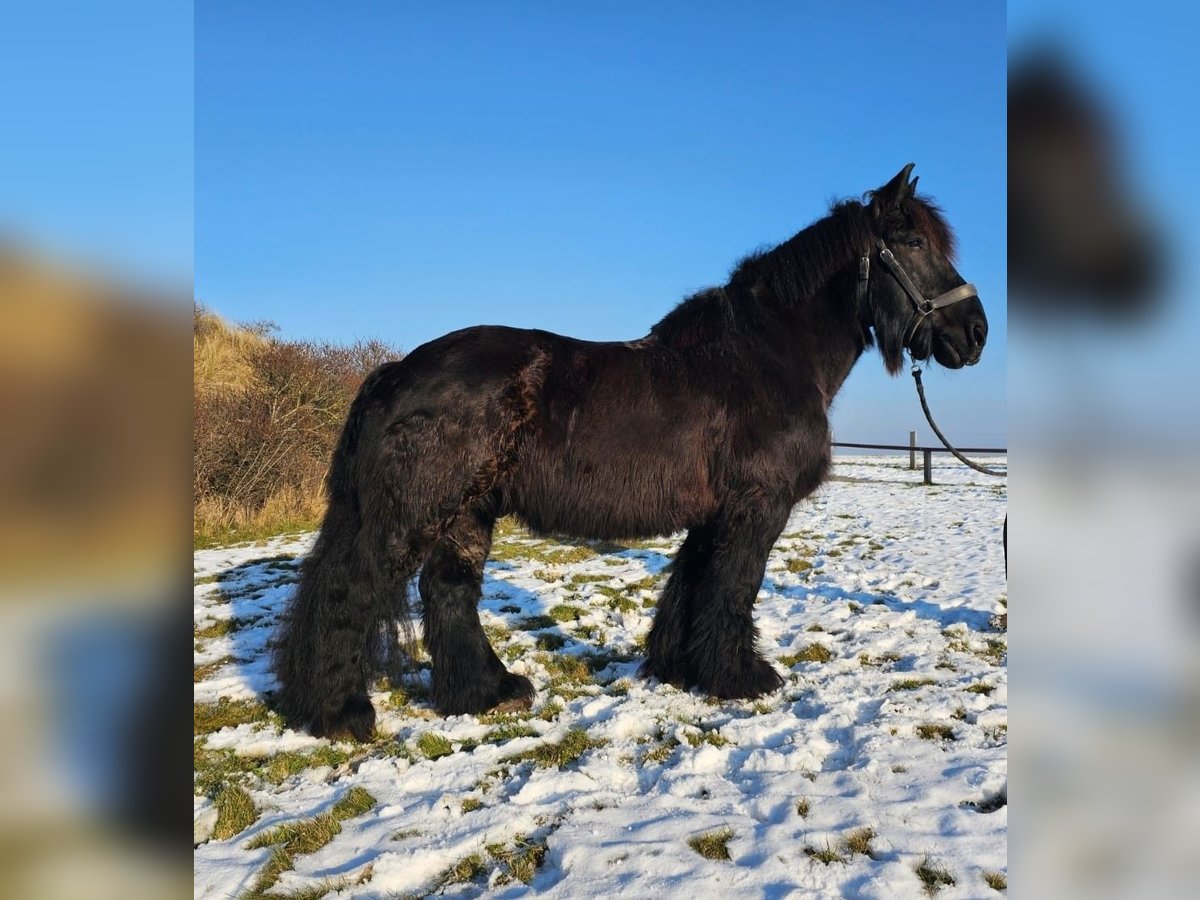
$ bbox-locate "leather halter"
[856,239,979,346]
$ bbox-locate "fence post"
[909,431,917,470]
[923,449,933,485]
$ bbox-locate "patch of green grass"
[804,842,847,865]
[483,722,539,743]
[547,604,585,623]
[595,586,639,613]
[914,857,956,895]
[786,557,813,573]
[483,623,511,643]
[795,798,810,818]
[805,623,825,632]
[540,653,592,683]
[859,651,903,667]
[503,727,602,768]
[487,835,548,885]
[535,699,564,722]
[889,677,937,692]
[607,678,631,696]
[241,789,376,898]
[415,732,454,760]
[642,737,679,764]
[569,573,611,586]
[687,827,734,861]
[193,656,234,683]
[517,614,558,631]
[980,638,1007,664]
[194,519,319,551]
[194,573,220,585]
[212,784,258,840]
[964,682,996,695]
[194,745,260,796]
[263,747,351,783]
[779,644,833,666]
[461,797,483,813]
[391,827,422,841]
[983,870,1007,892]
[194,619,234,640]
[847,601,862,614]
[193,698,274,736]
[429,853,488,892]
[682,728,729,749]
[915,723,956,742]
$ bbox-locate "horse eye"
[906,239,924,249]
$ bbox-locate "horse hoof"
[490,695,533,714]
[704,658,784,701]
[314,694,376,742]
[487,673,535,713]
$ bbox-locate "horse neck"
[733,263,870,409]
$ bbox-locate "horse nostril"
[970,321,987,350]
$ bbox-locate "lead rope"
[910,358,1008,577]
[910,359,1007,477]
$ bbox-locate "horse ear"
[871,163,917,213]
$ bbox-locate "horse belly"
[506,429,715,540]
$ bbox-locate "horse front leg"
[678,497,792,699]
[640,519,717,687]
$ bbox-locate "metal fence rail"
[832,431,1007,485]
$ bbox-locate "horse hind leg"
[420,506,534,715]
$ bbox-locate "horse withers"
[273,164,988,741]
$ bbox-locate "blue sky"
[197,2,1006,445]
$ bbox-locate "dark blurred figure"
[1009,51,1162,318]
[1009,36,1200,900]
[0,250,188,899]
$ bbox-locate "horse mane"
[651,194,956,356]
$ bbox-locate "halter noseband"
[856,239,979,345]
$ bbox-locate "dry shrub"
[193,304,400,546]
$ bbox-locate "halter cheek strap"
[857,240,979,345]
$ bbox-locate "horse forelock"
[903,196,958,262]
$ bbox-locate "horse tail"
[272,362,422,741]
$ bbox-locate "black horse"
[273,164,989,741]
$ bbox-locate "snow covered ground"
[194,454,1007,898]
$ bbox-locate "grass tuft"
[487,835,549,884]
[804,842,847,865]
[415,732,454,760]
[687,827,734,861]
[193,698,274,736]
[844,827,875,856]
[915,723,956,742]
[889,677,937,692]
[914,857,956,895]
[964,682,996,695]
[983,870,1007,892]
[779,644,833,666]
[503,727,602,768]
[241,788,376,898]
[262,746,351,783]
[212,784,258,841]
[483,722,539,743]
[795,798,810,818]
[546,604,585,623]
